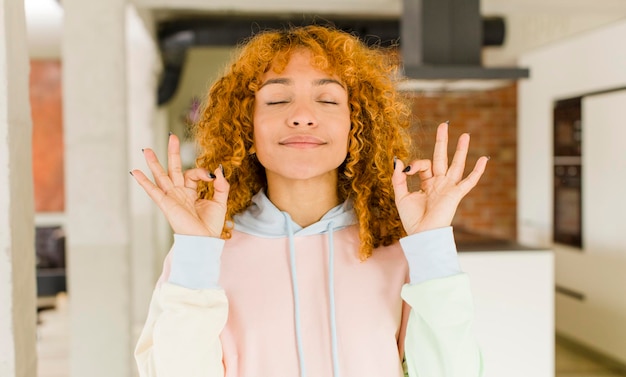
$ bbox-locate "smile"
[278,135,327,148]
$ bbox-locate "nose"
[291,119,314,127]
[288,102,317,127]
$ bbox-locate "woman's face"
[253,50,351,184]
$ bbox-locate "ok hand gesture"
[392,122,489,235]
[130,134,230,238]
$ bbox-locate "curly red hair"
[194,24,413,259]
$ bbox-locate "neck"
[266,172,340,228]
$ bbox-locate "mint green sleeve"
[401,274,484,377]
[134,235,228,377]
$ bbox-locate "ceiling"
[24,0,626,66]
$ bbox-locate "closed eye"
[318,100,338,105]
[267,100,289,105]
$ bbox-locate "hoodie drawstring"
[284,213,307,377]
[327,221,341,377]
[283,213,341,377]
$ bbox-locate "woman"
[131,25,487,377]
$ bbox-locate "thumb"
[392,158,409,201]
[211,165,230,204]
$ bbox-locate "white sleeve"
[134,235,228,377]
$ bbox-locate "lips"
[278,135,327,147]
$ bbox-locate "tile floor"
[36,293,626,377]
[555,338,626,377]
[36,294,69,377]
[556,339,626,377]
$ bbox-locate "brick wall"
[404,83,517,241]
[30,60,64,212]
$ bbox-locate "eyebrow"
[259,77,345,90]
[316,78,345,89]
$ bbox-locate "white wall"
[518,18,626,364]
[518,18,626,246]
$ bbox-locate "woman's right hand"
[130,133,230,238]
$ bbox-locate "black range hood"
[401,0,529,80]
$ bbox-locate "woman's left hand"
[392,122,489,235]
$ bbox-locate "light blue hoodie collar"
[233,189,357,237]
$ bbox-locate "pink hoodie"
[135,191,483,377]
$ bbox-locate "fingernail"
[129,171,134,176]
[445,120,450,125]
[486,155,491,160]
[393,156,398,169]
[208,172,216,179]
[168,131,173,136]
[141,148,144,153]
[403,166,411,173]
[219,164,224,176]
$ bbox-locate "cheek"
[251,126,264,153]
[339,117,352,150]
[251,124,273,163]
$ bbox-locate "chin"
[266,163,341,182]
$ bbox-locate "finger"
[447,133,470,180]
[403,159,433,181]
[130,169,167,206]
[183,168,214,191]
[168,133,185,187]
[211,165,230,205]
[391,158,410,200]
[143,148,174,192]
[457,156,489,194]
[432,122,449,176]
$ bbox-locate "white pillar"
[62,1,132,376]
[125,4,163,354]
[0,0,37,376]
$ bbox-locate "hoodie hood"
[233,189,357,238]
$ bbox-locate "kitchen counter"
[448,228,554,377]
[454,228,541,252]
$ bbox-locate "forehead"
[258,54,346,92]
[264,48,334,77]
